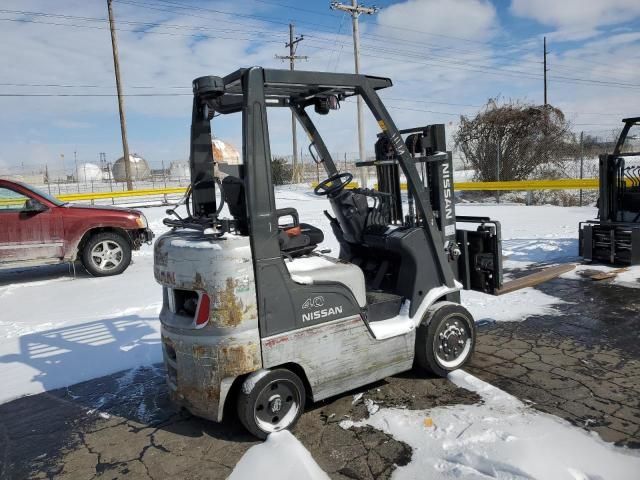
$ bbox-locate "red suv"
[0,179,154,276]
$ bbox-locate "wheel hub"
[435,318,471,367]
[254,380,300,433]
[269,395,282,413]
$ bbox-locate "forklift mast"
[367,124,503,294]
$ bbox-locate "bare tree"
[455,99,573,181]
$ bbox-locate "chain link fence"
[271,151,374,186]
[0,160,191,206]
[3,130,636,208]
[270,136,619,207]
[456,131,630,207]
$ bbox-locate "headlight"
[135,214,148,228]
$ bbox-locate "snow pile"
[461,287,566,324]
[342,370,640,480]
[563,264,640,289]
[229,430,329,480]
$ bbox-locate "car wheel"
[415,301,476,377]
[237,369,306,439]
[81,231,132,277]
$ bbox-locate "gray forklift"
[154,67,502,438]
[580,117,640,265]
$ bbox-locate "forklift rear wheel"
[237,369,306,439]
[415,302,476,377]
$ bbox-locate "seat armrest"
[276,207,299,227]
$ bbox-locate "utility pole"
[543,36,548,106]
[331,0,378,186]
[579,131,584,207]
[107,0,133,190]
[275,23,307,184]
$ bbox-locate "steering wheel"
[314,172,353,196]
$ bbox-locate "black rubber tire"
[237,369,306,439]
[81,231,132,277]
[415,301,476,377]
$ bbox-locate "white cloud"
[1,0,639,171]
[376,0,498,42]
[510,0,640,30]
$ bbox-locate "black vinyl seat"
[278,222,324,257]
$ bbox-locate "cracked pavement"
[0,366,478,480]
[1,277,639,479]
[467,276,640,448]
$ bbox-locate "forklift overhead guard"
[154,67,504,438]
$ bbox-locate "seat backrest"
[222,176,249,234]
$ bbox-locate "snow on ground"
[341,370,640,480]
[0,187,632,405]
[461,288,565,324]
[2,187,639,476]
[456,202,590,270]
[228,430,329,480]
[0,206,172,404]
[562,264,640,289]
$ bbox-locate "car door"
[0,186,64,265]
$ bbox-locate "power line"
[0,17,286,44]
[0,82,190,89]
[11,2,628,81]
[544,36,548,105]
[127,0,541,59]
[6,6,634,90]
[0,92,631,127]
[5,7,640,96]
[0,8,283,36]
[5,12,639,93]
[0,93,191,96]
[326,12,347,71]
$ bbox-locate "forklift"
[154,67,502,438]
[580,117,640,265]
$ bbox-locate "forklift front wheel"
[237,369,306,439]
[415,302,476,377]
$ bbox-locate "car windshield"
[15,181,65,206]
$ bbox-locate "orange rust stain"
[219,343,260,376]
[216,277,244,327]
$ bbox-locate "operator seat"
[285,254,367,307]
[278,222,324,257]
[222,176,325,255]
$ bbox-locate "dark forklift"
[154,67,502,438]
[580,117,640,265]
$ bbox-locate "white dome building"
[75,163,103,183]
[112,154,150,182]
[169,161,190,180]
[212,137,240,164]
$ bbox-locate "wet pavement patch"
[468,276,640,448]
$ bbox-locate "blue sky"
[1,0,639,175]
